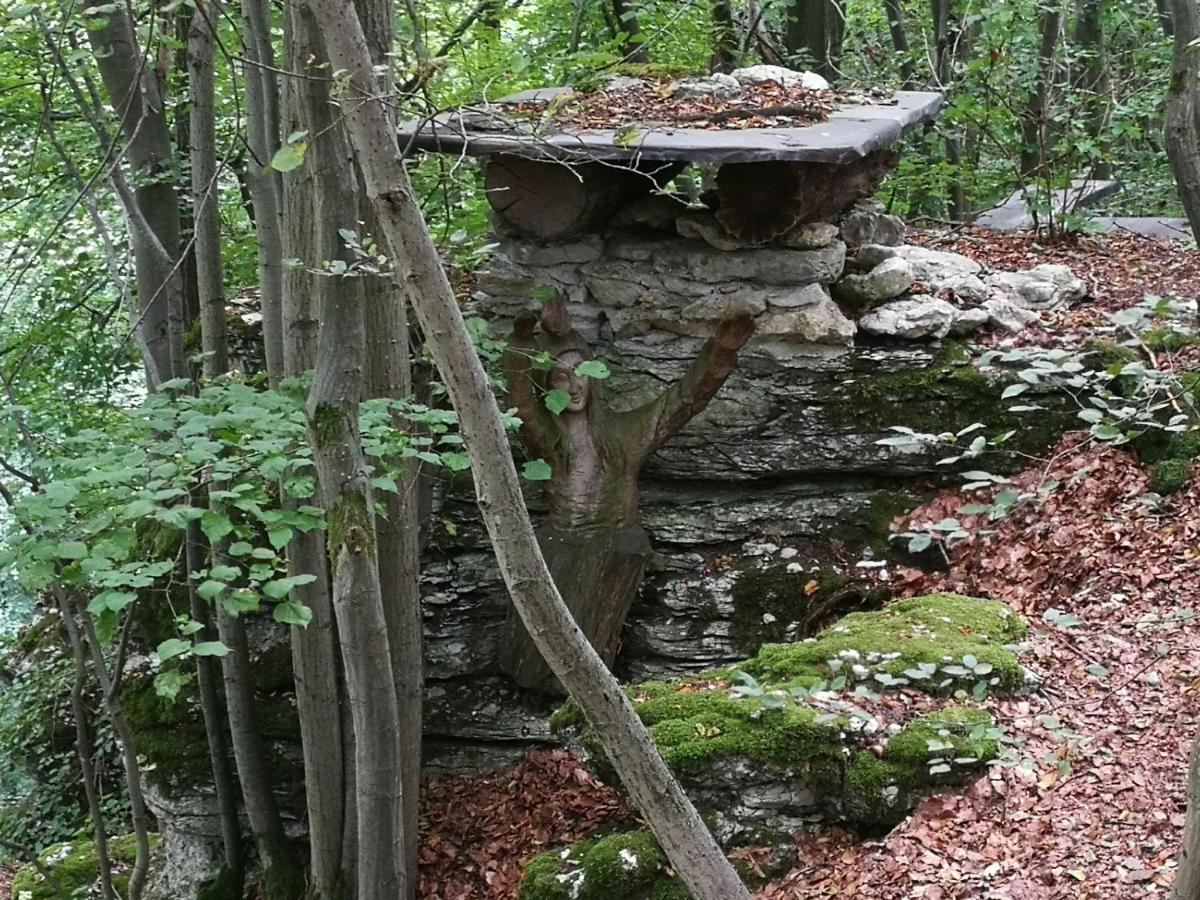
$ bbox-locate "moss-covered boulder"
[519,831,689,900]
[11,833,157,900]
[556,593,1026,842]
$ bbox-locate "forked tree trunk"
[1174,732,1200,899]
[1166,0,1200,238]
[297,4,751,896]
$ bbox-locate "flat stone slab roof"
[398,90,942,166]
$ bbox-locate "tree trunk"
[500,526,651,692]
[612,0,650,62]
[241,0,287,384]
[1165,0,1200,238]
[72,593,152,900]
[296,5,751,896]
[57,593,117,900]
[785,0,845,82]
[190,0,229,375]
[883,0,915,88]
[307,241,406,900]
[86,7,186,382]
[711,0,738,72]
[280,7,351,895]
[1073,0,1113,179]
[1020,3,1064,182]
[1175,732,1200,899]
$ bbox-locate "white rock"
[756,296,856,345]
[983,297,1040,332]
[984,264,1086,309]
[602,74,648,92]
[857,244,982,282]
[858,297,960,339]
[673,72,742,99]
[730,65,829,91]
[833,257,915,306]
[933,272,991,304]
[948,306,990,335]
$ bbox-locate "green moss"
[120,674,211,786]
[845,707,997,825]
[832,344,1070,467]
[519,831,696,900]
[1150,458,1193,494]
[326,490,376,563]
[743,593,1028,693]
[730,565,889,654]
[1143,329,1199,353]
[1137,429,1200,467]
[11,833,157,900]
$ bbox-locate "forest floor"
[416,230,1200,899]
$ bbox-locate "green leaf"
[224,590,260,616]
[87,590,137,615]
[573,360,611,380]
[197,580,226,601]
[544,389,571,415]
[154,670,193,702]
[269,141,308,172]
[228,541,253,556]
[209,565,239,581]
[156,638,190,663]
[273,599,313,627]
[56,541,89,560]
[201,509,234,543]
[192,641,230,657]
[268,527,294,550]
[522,459,553,481]
[262,573,318,600]
[1001,383,1028,399]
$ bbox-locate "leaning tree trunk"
[297,4,751,896]
[1174,732,1200,899]
[1166,0,1200,238]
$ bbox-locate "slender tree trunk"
[190,0,229,375]
[1175,732,1200,899]
[612,0,650,62]
[241,0,287,383]
[1160,0,1177,36]
[86,7,186,381]
[307,237,406,900]
[1166,0,1200,237]
[184,523,246,896]
[296,5,750,897]
[1074,0,1113,178]
[70,593,152,900]
[57,594,117,900]
[711,0,737,72]
[785,0,845,82]
[883,0,916,88]
[1020,3,1064,181]
[280,7,354,895]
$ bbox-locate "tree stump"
[484,155,680,240]
[716,149,899,244]
[498,526,653,693]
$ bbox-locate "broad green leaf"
[522,459,552,481]
[197,580,226,601]
[201,510,234,543]
[154,669,193,702]
[273,600,313,627]
[225,590,260,616]
[209,565,239,581]
[269,141,308,172]
[544,389,571,415]
[156,638,190,663]
[56,541,88,560]
[268,527,293,550]
[192,641,230,657]
[574,360,611,380]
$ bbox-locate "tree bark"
[711,0,738,72]
[241,0,287,384]
[280,8,351,895]
[1175,731,1200,899]
[190,0,229,375]
[295,4,751,896]
[307,236,406,900]
[86,6,186,382]
[612,0,650,62]
[1165,0,1200,238]
[57,593,117,900]
[1073,0,1113,179]
[883,0,915,88]
[785,0,845,82]
[1020,2,1064,182]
